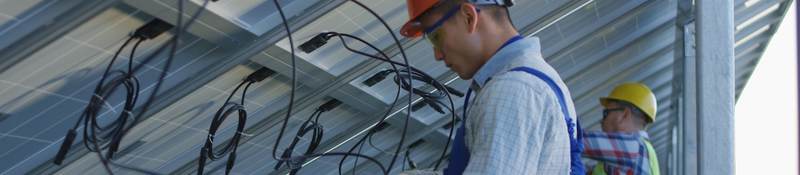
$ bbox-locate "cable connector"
[274,150,293,170]
[444,85,464,97]
[0,113,9,123]
[411,98,445,114]
[405,150,418,169]
[372,122,391,133]
[133,19,174,40]
[363,69,393,87]
[225,152,237,175]
[246,67,276,82]
[319,99,342,112]
[410,100,427,112]
[53,129,77,165]
[425,99,446,114]
[286,157,305,170]
[408,140,426,149]
[299,33,331,53]
[442,116,461,130]
[198,147,208,175]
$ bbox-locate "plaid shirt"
[461,37,573,174]
[582,131,654,175]
[403,37,575,175]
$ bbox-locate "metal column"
[674,0,698,174]
[696,0,736,174]
[675,21,699,175]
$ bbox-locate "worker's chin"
[454,69,473,80]
[458,75,473,80]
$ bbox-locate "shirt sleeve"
[462,75,560,175]
[582,131,643,169]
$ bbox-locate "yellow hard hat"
[599,83,658,122]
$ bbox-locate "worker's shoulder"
[482,71,556,102]
[487,63,562,92]
[482,62,566,103]
[487,70,548,88]
[482,43,566,95]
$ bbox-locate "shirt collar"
[638,131,650,140]
[471,37,542,90]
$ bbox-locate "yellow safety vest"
[591,139,660,175]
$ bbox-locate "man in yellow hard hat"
[400,0,583,174]
[582,83,661,175]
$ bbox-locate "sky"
[734,1,797,174]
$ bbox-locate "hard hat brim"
[401,21,424,38]
[401,0,440,38]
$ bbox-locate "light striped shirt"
[460,37,575,174]
[402,37,576,175]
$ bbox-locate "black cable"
[56,34,152,174]
[88,36,139,174]
[106,38,144,159]
[329,30,404,175]
[111,0,211,173]
[271,1,455,174]
[368,131,393,156]
[323,31,457,171]
[129,0,209,123]
[269,0,297,161]
[198,81,251,175]
[392,69,446,100]
[325,32,457,112]
[347,1,413,173]
[196,67,273,175]
[267,1,394,174]
[54,0,212,174]
[323,30,454,173]
[355,42,454,171]
[296,30,407,174]
[76,36,134,151]
[274,102,331,175]
[353,138,364,175]
[337,85,402,175]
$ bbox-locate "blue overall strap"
[444,36,522,175]
[509,67,585,175]
[443,89,472,175]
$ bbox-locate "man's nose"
[433,47,444,61]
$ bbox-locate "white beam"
[696,0,736,174]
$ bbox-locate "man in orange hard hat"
[400,0,584,174]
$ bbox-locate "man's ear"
[460,3,479,33]
[621,108,634,122]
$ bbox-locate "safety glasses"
[422,5,462,49]
[602,108,625,119]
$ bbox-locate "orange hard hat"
[401,0,440,38]
[401,0,514,38]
